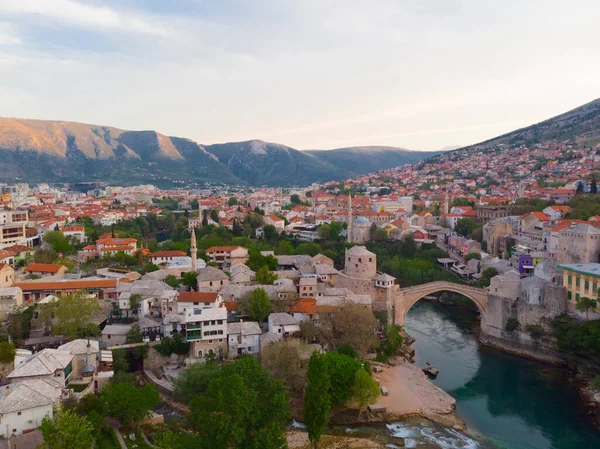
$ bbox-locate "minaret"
[190,228,198,272]
[443,192,449,215]
[347,193,353,243]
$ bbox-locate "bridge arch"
[394,281,488,326]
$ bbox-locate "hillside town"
[1,138,600,448]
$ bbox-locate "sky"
[0,0,599,151]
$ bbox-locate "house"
[62,225,86,242]
[264,215,285,233]
[205,246,249,270]
[227,321,262,356]
[101,324,132,347]
[229,264,255,285]
[57,339,99,378]
[149,250,188,265]
[196,266,230,291]
[24,263,68,278]
[7,348,74,386]
[0,380,61,437]
[558,263,600,313]
[13,279,118,302]
[0,287,23,321]
[3,245,35,263]
[289,297,317,323]
[0,263,14,288]
[0,250,16,267]
[267,313,300,340]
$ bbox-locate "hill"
[459,98,600,152]
[305,146,439,175]
[0,118,431,186]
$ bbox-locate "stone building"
[483,218,514,258]
[557,223,600,264]
[477,205,514,224]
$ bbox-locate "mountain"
[459,98,600,152]
[0,117,432,187]
[204,140,352,186]
[305,146,439,175]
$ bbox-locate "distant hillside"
[460,98,600,151]
[305,146,438,175]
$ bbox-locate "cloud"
[0,0,171,37]
[0,22,21,45]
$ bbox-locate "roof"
[0,430,44,449]
[227,321,262,336]
[101,324,132,336]
[7,349,74,379]
[0,380,59,413]
[375,273,396,282]
[178,291,219,303]
[289,297,317,315]
[150,250,187,257]
[557,263,600,278]
[354,216,370,225]
[13,279,117,292]
[196,266,230,282]
[58,339,100,354]
[269,312,298,326]
[4,244,35,254]
[206,246,247,253]
[346,246,375,257]
[24,263,66,273]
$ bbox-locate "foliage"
[34,248,60,264]
[575,297,597,320]
[465,253,481,261]
[476,267,499,288]
[525,324,544,341]
[336,344,357,359]
[173,362,221,402]
[154,333,190,356]
[0,341,16,363]
[323,351,361,407]
[43,230,74,254]
[112,349,129,374]
[591,375,600,391]
[164,274,181,288]
[39,292,101,338]
[351,369,380,418]
[304,352,331,449]
[241,288,272,323]
[255,265,278,285]
[551,314,600,358]
[126,324,143,344]
[247,252,279,272]
[321,303,378,356]
[505,317,519,332]
[129,293,142,313]
[378,325,403,359]
[40,407,95,449]
[180,271,199,291]
[454,218,482,241]
[261,341,308,397]
[102,379,160,426]
[189,356,290,449]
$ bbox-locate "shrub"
[154,334,190,356]
[591,375,600,391]
[525,324,544,340]
[505,317,519,332]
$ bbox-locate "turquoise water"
[404,301,600,449]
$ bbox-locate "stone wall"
[516,284,566,328]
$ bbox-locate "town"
[0,135,600,448]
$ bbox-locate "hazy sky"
[0,0,598,150]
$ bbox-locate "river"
[402,300,600,449]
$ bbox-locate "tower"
[443,192,449,215]
[347,193,353,243]
[190,227,198,272]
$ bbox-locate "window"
[568,275,572,285]
[209,281,213,286]
[594,283,598,293]
[568,291,572,300]
[17,412,21,416]
[576,293,580,302]
[576,278,580,287]
[585,280,590,291]
[211,320,216,325]
[204,321,209,325]
[218,320,223,324]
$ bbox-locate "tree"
[261,341,308,397]
[255,266,278,285]
[102,379,160,426]
[454,218,481,239]
[351,369,380,418]
[304,352,331,449]
[325,303,378,355]
[378,325,403,359]
[0,341,16,363]
[323,351,361,407]
[263,225,279,242]
[40,407,95,449]
[126,324,143,344]
[210,209,220,222]
[465,253,481,262]
[576,181,584,195]
[39,292,101,338]
[592,177,598,195]
[576,297,597,321]
[164,274,181,288]
[290,194,301,205]
[245,288,272,323]
[43,230,73,254]
[228,197,238,206]
[189,356,290,449]
[174,362,221,402]
[180,271,199,291]
[318,224,331,241]
[129,293,142,314]
[34,248,60,264]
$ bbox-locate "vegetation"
[153,333,190,356]
[454,218,482,241]
[351,369,380,418]
[239,287,272,323]
[505,317,520,332]
[126,324,144,344]
[255,265,278,285]
[551,314,600,359]
[377,325,403,361]
[173,362,221,402]
[591,375,600,391]
[575,297,597,320]
[304,352,331,449]
[261,340,308,396]
[525,324,545,341]
[102,378,160,426]
[40,407,95,449]
[0,341,16,363]
[39,292,101,338]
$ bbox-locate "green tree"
[174,362,221,402]
[245,288,272,323]
[454,218,481,239]
[505,317,519,332]
[129,293,142,314]
[576,297,597,321]
[164,274,181,288]
[263,225,279,242]
[228,197,238,206]
[210,209,220,222]
[43,230,74,254]
[304,352,331,449]
[318,224,331,241]
[592,177,598,195]
[351,369,380,418]
[102,379,160,426]
[34,248,60,264]
[255,266,278,285]
[378,325,403,359]
[0,341,16,363]
[290,194,302,205]
[40,407,95,449]
[180,271,199,291]
[324,351,361,407]
[126,324,143,344]
[40,292,101,338]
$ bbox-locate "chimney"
[5,385,10,396]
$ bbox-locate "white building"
[227,321,262,357]
[7,349,74,387]
[267,313,300,340]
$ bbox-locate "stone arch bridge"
[394,281,488,326]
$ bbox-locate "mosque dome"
[354,217,370,226]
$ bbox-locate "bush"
[154,334,190,356]
[551,314,600,358]
[591,375,600,391]
[525,324,544,340]
[505,317,519,332]
[465,253,482,261]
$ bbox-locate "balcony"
[187,324,202,330]
[186,330,203,341]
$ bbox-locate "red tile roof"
[24,263,66,273]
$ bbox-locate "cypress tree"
[304,352,331,449]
